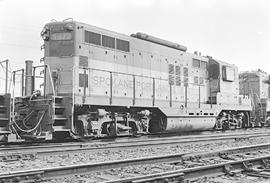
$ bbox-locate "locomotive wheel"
[266,117,270,127]
[215,119,222,129]
[237,120,242,128]
[222,121,230,130]
[106,122,117,136]
[74,120,85,137]
[242,112,250,128]
[128,121,138,136]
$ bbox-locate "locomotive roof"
[46,20,134,40]
[45,20,235,67]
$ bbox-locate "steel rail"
[0,153,186,182]
[1,128,267,147]
[181,142,270,160]
[105,155,270,183]
[0,131,268,157]
[1,143,270,182]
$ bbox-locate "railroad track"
[106,155,270,183]
[0,131,269,162]
[1,128,267,150]
[2,142,270,182]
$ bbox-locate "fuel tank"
[163,116,216,132]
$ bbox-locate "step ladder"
[52,96,70,139]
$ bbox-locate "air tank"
[131,32,187,52]
[150,116,216,133]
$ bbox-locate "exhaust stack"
[25,60,33,96]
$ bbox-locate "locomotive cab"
[41,21,77,95]
[41,21,75,57]
[207,58,220,104]
[41,21,79,138]
[207,58,251,129]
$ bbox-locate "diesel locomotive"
[239,69,270,126]
[0,19,254,141]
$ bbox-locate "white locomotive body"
[12,20,252,139]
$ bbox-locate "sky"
[0,0,269,93]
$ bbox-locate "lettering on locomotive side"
[92,76,110,86]
[91,75,153,90]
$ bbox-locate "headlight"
[64,24,74,31]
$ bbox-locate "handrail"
[46,64,56,97]
[45,64,56,125]
[71,66,75,132]
[11,71,16,135]
[11,69,24,134]
[79,66,205,86]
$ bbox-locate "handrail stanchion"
[0,59,9,94]
[71,66,75,132]
[110,72,112,105]
[185,83,188,108]
[5,60,8,94]
[199,85,201,108]
[44,65,47,97]
[46,65,56,97]
[11,69,24,135]
[133,75,136,106]
[21,69,24,96]
[83,68,86,104]
[169,83,172,107]
[46,65,56,123]
[33,67,36,93]
[152,78,155,107]
[12,71,16,128]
